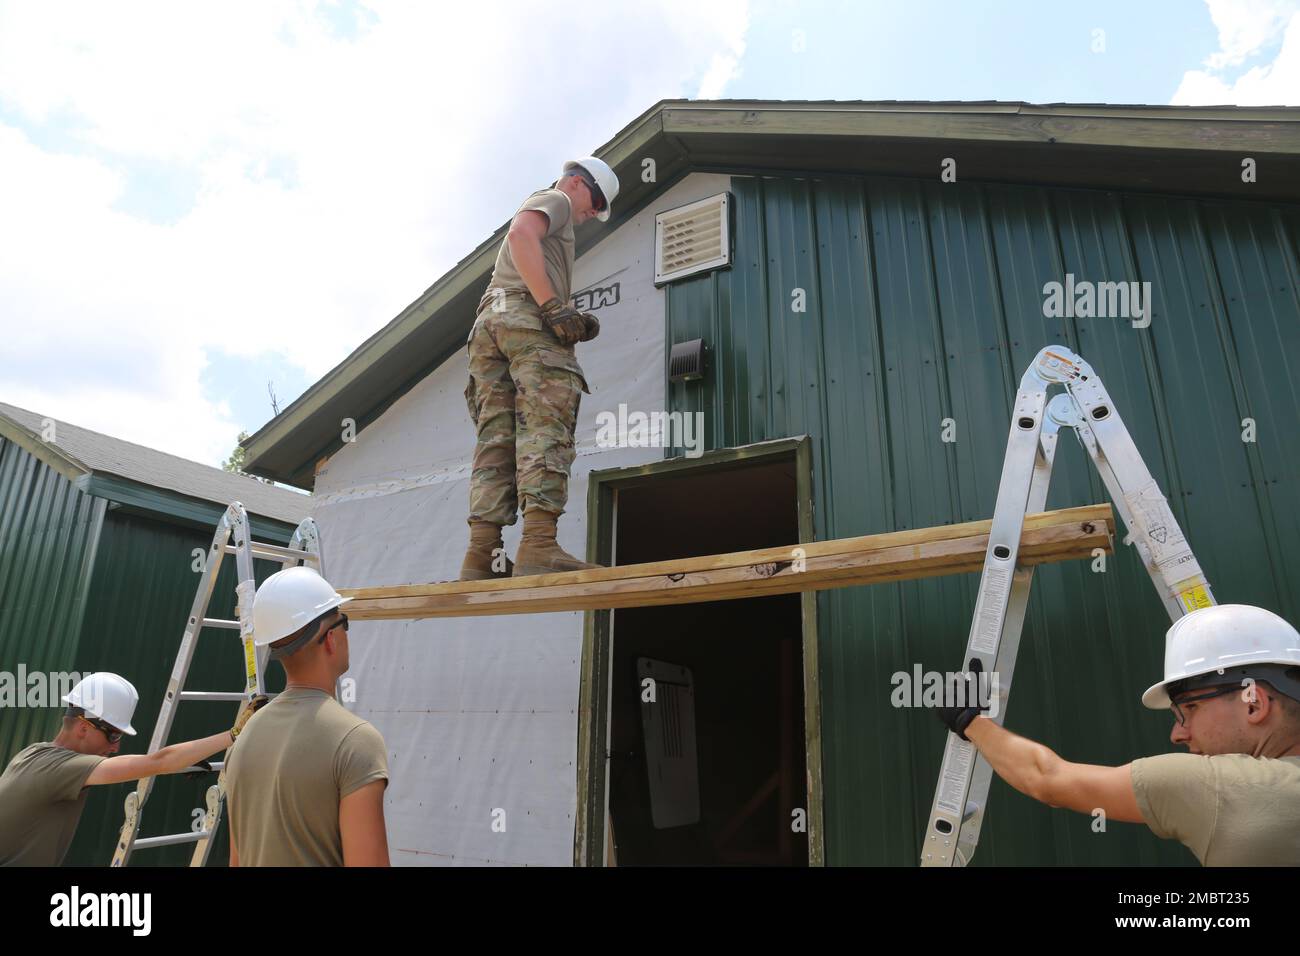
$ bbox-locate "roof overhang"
[242,99,1300,489]
[0,407,303,537]
[0,410,90,482]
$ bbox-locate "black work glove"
[539,297,586,346]
[577,312,600,342]
[935,658,989,741]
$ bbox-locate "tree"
[222,431,269,483]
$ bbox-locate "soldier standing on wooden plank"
[460,156,620,581]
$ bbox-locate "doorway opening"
[577,439,821,865]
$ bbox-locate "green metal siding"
[0,438,294,866]
[666,173,1300,865]
[0,437,105,763]
[64,510,286,866]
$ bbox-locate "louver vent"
[654,192,731,285]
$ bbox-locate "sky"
[0,0,1296,478]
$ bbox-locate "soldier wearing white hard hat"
[0,672,261,866]
[934,604,1300,865]
[225,566,390,866]
[459,156,621,582]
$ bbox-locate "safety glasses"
[79,715,123,744]
[1170,684,1240,725]
[316,611,348,645]
[574,172,605,211]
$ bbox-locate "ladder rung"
[226,542,320,563]
[175,761,224,774]
[202,617,240,630]
[133,831,210,849]
[180,691,245,702]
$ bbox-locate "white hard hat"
[1142,604,1300,709]
[563,156,619,222]
[252,566,352,657]
[63,672,138,735]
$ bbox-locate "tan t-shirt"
[0,742,105,866]
[484,187,575,307]
[225,687,389,866]
[1131,752,1300,866]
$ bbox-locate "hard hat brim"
[1140,681,1171,710]
[265,596,354,660]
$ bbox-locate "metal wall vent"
[669,339,706,383]
[654,192,731,285]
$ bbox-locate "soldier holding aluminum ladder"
[937,604,1300,865]
[0,672,261,866]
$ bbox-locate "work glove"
[230,693,271,741]
[935,659,988,741]
[577,312,600,342]
[539,297,587,346]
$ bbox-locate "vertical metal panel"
[666,173,1300,865]
[0,438,105,764]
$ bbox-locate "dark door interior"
[606,457,808,865]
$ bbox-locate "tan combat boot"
[513,508,604,576]
[458,520,514,581]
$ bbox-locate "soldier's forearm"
[965,717,1062,801]
[157,731,236,773]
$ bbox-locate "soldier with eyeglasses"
[0,671,262,866]
[937,604,1300,865]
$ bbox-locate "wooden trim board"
[341,504,1112,621]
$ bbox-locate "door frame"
[572,435,824,866]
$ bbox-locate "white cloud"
[0,0,751,468]
[1171,0,1300,104]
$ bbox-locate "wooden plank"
[350,503,1109,597]
[342,504,1112,621]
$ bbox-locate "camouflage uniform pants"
[463,293,590,527]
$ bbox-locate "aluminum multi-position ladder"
[921,345,1217,867]
[110,501,323,867]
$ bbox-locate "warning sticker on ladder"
[1123,481,1204,583]
[936,737,975,816]
[1040,350,1082,380]
[1177,582,1213,613]
[970,567,1012,656]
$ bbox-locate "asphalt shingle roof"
[0,402,311,525]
